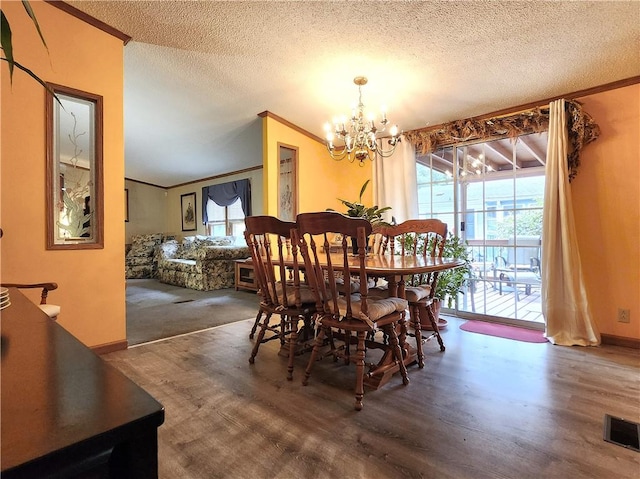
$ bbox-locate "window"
[205,198,246,237]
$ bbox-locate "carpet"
[460,321,548,343]
[127,279,260,345]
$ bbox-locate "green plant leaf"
[433,233,473,303]
[335,179,392,225]
[1,10,14,80]
[358,179,370,203]
[1,3,60,104]
[21,1,48,51]
[0,57,61,105]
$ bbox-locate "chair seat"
[335,295,408,323]
[1,283,59,320]
[334,277,376,294]
[268,281,316,305]
[39,304,60,319]
[368,284,431,303]
[404,284,431,303]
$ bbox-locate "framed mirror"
[46,84,103,249]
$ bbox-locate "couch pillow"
[127,243,155,258]
[132,233,163,245]
[158,240,180,259]
[127,234,164,257]
[175,236,194,253]
[194,236,234,247]
[180,236,194,246]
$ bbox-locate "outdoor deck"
[458,278,543,324]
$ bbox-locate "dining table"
[282,251,465,389]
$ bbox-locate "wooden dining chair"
[294,211,409,411]
[374,219,448,365]
[1,282,60,319]
[244,215,316,380]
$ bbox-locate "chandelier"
[323,76,401,166]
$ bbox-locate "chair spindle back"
[294,212,373,326]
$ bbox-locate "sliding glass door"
[417,132,547,325]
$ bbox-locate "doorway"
[416,132,547,326]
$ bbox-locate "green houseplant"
[332,179,391,227]
[330,179,391,253]
[435,233,473,308]
[401,231,473,321]
[1,1,51,90]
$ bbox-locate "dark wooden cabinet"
[1,289,165,478]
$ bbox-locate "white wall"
[124,179,168,242]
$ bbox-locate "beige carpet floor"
[126,279,260,345]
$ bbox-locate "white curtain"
[542,99,600,346]
[373,135,419,224]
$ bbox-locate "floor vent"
[604,414,640,452]
[173,299,195,304]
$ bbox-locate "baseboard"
[601,334,640,349]
[92,339,129,355]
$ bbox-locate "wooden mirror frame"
[45,83,104,250]
[277,143,298,222]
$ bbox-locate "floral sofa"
[125,233,174,279]
[157,235,250,291]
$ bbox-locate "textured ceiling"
[66,1,640,187]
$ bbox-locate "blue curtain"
[201,179,251,224]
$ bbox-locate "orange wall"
[573,84,640,340]
[1,1,126,348]
[262,115,373,217]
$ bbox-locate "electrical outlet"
[618,308,630,323]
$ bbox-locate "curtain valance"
[403,100,599,181]
[202,179,251,224]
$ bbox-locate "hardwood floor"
[103,317,640,479]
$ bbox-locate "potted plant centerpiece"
[330,179,391,253]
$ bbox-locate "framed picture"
[181,192,197,231]
[278,143,298,222]
[124,188,129,222]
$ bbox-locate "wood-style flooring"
[103,317,640,479]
